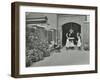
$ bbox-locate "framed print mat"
[11,2,98,78]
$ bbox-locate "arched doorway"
[62,22,81,46]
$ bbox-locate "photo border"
[11,2,98,78]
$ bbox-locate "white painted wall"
[0,0,100,80]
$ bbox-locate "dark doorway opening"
[62,22,81,46]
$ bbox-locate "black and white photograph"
[11,2,97,78]
[26,12,90,67]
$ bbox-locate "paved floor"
[31,47,89,67]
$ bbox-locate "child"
[65,29,75,49]
[77,32,81,49]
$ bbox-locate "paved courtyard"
[31,47,89,67]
